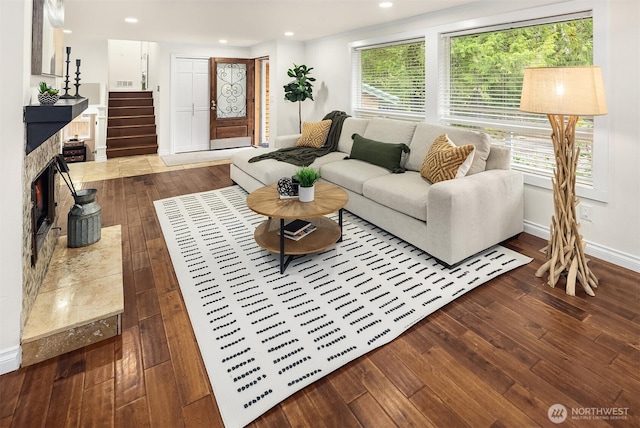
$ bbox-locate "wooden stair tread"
[107,134,157,140]
[107,145,158,150]
[108,114,155,118]
[109,97,152,100]
[107,124,156,129]
[106,146,158,157]
[108,91,152,97]
[109,105,153,110]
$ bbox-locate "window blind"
[440,13,595,185]
[352,38,425,120]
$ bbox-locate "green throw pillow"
[348,133,410,173]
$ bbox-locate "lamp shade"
[520,66,607,116]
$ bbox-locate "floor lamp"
[519,66,607,296]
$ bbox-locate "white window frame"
[428,0,609,202]
[350,30,427,122]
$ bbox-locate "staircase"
[107,91,158,158]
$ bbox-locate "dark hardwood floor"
[1,164,638,427]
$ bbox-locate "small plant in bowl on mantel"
[37,81,60,105]
[294,167,321,202]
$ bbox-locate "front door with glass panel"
[210,58,254,149]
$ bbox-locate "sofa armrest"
[426,170,524,265]
[274,134,301,148]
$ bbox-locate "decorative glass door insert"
[216,63,247,118]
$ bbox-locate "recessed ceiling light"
[124,17,138,24]
[284,31,294,37]
[63,29,72,34]
[379,2,393,8]
[219,39,228,44]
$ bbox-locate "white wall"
[303,0,640,270]
[0,0,30,374]
[273,41,306,136]
[108,40,144,90]
[63,35,108,92]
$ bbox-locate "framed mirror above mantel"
[32,0,64,77]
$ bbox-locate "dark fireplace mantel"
[24,98,89,154]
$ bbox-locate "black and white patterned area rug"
[154,186,531,428]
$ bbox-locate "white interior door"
[173,58,210,153]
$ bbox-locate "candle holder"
[74,59,82,98]
[60,47,74,99]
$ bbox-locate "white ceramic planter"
[298,185,315,202]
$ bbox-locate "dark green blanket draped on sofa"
[248,110,350,166]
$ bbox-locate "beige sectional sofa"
[230,117,524,266]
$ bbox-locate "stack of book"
[282,219,317,241]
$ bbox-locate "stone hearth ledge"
[21,225,124,366]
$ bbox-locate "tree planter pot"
[298,185,315,202]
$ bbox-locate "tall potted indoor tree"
[283,64,315,133]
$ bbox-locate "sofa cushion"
[362,171,431,221]
[420,134,475,183]
[231,147,299,185]
[296,120,332,148]
[308,151,349,168]
[407,123,491,175]
[363,117,417,145]
[337,118,369,153]
[349,134,410,173]
[319,159,390,195]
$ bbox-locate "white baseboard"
[0,346,21,375]
[524,220,640,273]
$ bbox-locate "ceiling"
[64,0,479,47]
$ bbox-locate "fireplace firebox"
[31,158,57,266]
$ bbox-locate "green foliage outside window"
[446,17,595,182]
[359,41,425,114]
[449,19,593,111]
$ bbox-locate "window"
[440,12,595,185]
[352,38,425,120]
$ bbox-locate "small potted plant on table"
[37,81,60,104]
[295,167,321,202]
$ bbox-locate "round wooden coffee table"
[246,182,349,273]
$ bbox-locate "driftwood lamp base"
[534,114,598,296]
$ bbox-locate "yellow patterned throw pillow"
[296,120,332,148]
[420,134,475,183]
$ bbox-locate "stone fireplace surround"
[22,134,61,330]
